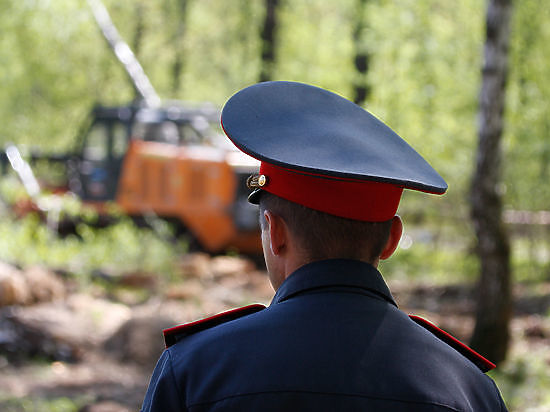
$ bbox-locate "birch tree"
[469,0,513,364]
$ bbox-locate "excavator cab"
[71,106,133,202]
[71,103,220,202]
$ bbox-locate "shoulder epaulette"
[409,314,496,373]
[163,304,266,348]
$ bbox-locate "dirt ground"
[1,254,549,411]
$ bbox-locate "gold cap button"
[258,174,267,187]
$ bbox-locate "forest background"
[0,0,549,410]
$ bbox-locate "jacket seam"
[187,389,461,411]
[167,349,187,410]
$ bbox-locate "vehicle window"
[112,122,128,158]
[178,124,202,144]
[158,121,180,144]
[83,123,108,161]
[131,121,180,145]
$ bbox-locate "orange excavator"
[69,103,261,253]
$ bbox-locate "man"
[141,81,507,411]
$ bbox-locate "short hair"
[258,192,393,263]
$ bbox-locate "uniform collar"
[270,259,397,307]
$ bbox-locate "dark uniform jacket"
[141,259,507,411]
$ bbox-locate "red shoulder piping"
[163,304,266,348]
[409,314,496,373]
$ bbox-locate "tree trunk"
[469,0,513,365]
[132,3,145,102]
[259,0,281,82]
[171,0,189,96]
[351,0,370,106]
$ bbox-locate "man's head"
[221,81,446,288]
[258,192,403,290]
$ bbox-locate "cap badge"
[246,174,268,189]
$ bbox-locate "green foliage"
[490,346,550,411]
[0,0,131,151]
[510,234,550,283]
[276,0,356,91]
[505,0,550,210]
[381,214,480,284]
[0,396,81,412]
[181,0,264,100]
[0,179,185,280]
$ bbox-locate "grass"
[490,343,550,411]
[0,180,186,284]
[0,396,82,412]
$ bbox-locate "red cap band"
[259,162,403,222]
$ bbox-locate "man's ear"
[380,215,403,260]
[263,210,287,256]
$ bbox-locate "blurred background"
[0,0,549,410]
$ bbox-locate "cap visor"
[247,189,262,204]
